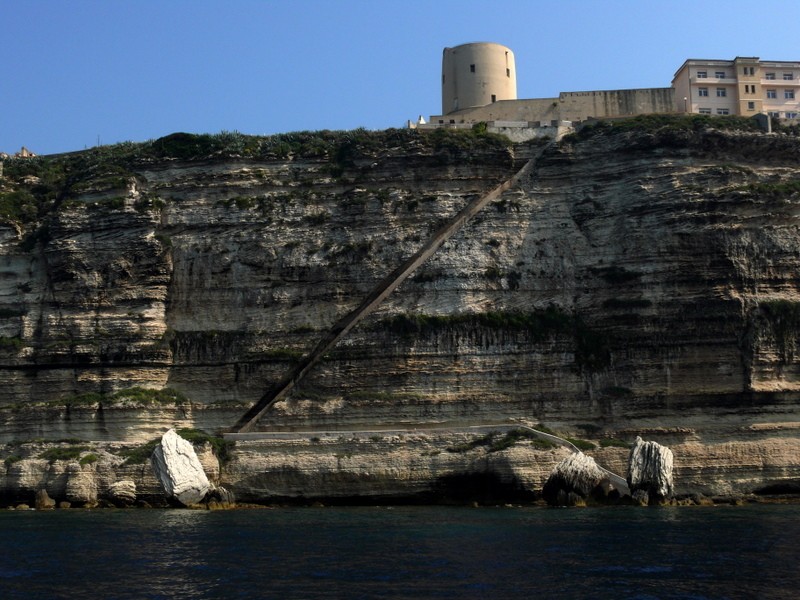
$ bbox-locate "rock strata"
[151,429,210,506]
[104,480,137,506]
[627,436,674,504]
[2,124,800,500]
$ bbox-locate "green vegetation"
[383,307,573,340]
[0,189,38,223]
[0,336,23,352]
[734,180,800,199]
[0,126,513,238]
[566,437,596,451]
[117,439,159,465]
[47,387,189,409]
[262,348,305,361]
[565,114,762,143]
[600,438,631,449]
[176,428,234,463]
[4,455,22,469]
[79,453,98,465]
[39,446,90,462]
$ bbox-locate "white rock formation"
[542,451,619,505]
[105,480,137,506]
[65,462,98,505]
[627,436,674,500]
[151,429,210,506]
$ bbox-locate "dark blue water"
[1,504,798,599]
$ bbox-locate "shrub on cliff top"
[39,446,90,462]
[568,114,761,142]
[177,428,234,463]
[49,387,190,409]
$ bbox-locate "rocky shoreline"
[3,426,799,510]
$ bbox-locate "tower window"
[506,68,510,77]
[491,94,497,103]
[470,64,475,73]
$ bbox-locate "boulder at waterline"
[151,429,210,506]
[627,436,674,504]
[542,452,624,506]
[104,480,137,507]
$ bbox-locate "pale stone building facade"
[672,57,800,120]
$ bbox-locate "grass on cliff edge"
[0,127,512,228]
[564,113,764,142]
[41,387,190,409]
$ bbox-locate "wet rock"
[627,436,674,504]
[58,501,72,509]
[35,488,56,510]
[206,485,236,510]
[104,480,137,507]
[151,429,210,506]
[542,452,623,506]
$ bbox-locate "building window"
[768,111,780,118]
[743,66,755,75]
[491,94,496,103]
[698,87,709,97]
[766,73,776,80]
[747,101,755,110]
[716,88,727,97]
[715,71,725,78]
[506,68,510,77]
[786,90,795,99]
[717,108,730,115]
[767,89,777,99]
[699,108,712,114]
[784,73,794,80]
[470,64,475,73]
[787,112,799,119]
[697,71,707,78]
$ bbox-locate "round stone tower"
[441,42,517,115]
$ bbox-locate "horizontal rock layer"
[2,125,800,497]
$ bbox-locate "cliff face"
[2,121,800,500]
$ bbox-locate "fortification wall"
[558,88,675,121]
[425,88,675,129]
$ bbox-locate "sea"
[1,503,798,599]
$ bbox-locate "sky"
[2,0,798,155]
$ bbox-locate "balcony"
[762,77,800,86]
[690,77,736,85]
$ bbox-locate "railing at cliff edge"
[229,142,553,433]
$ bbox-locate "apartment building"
[672,57,800,120]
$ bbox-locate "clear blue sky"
[3,0,797,155]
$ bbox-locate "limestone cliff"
[2,118,800,502]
